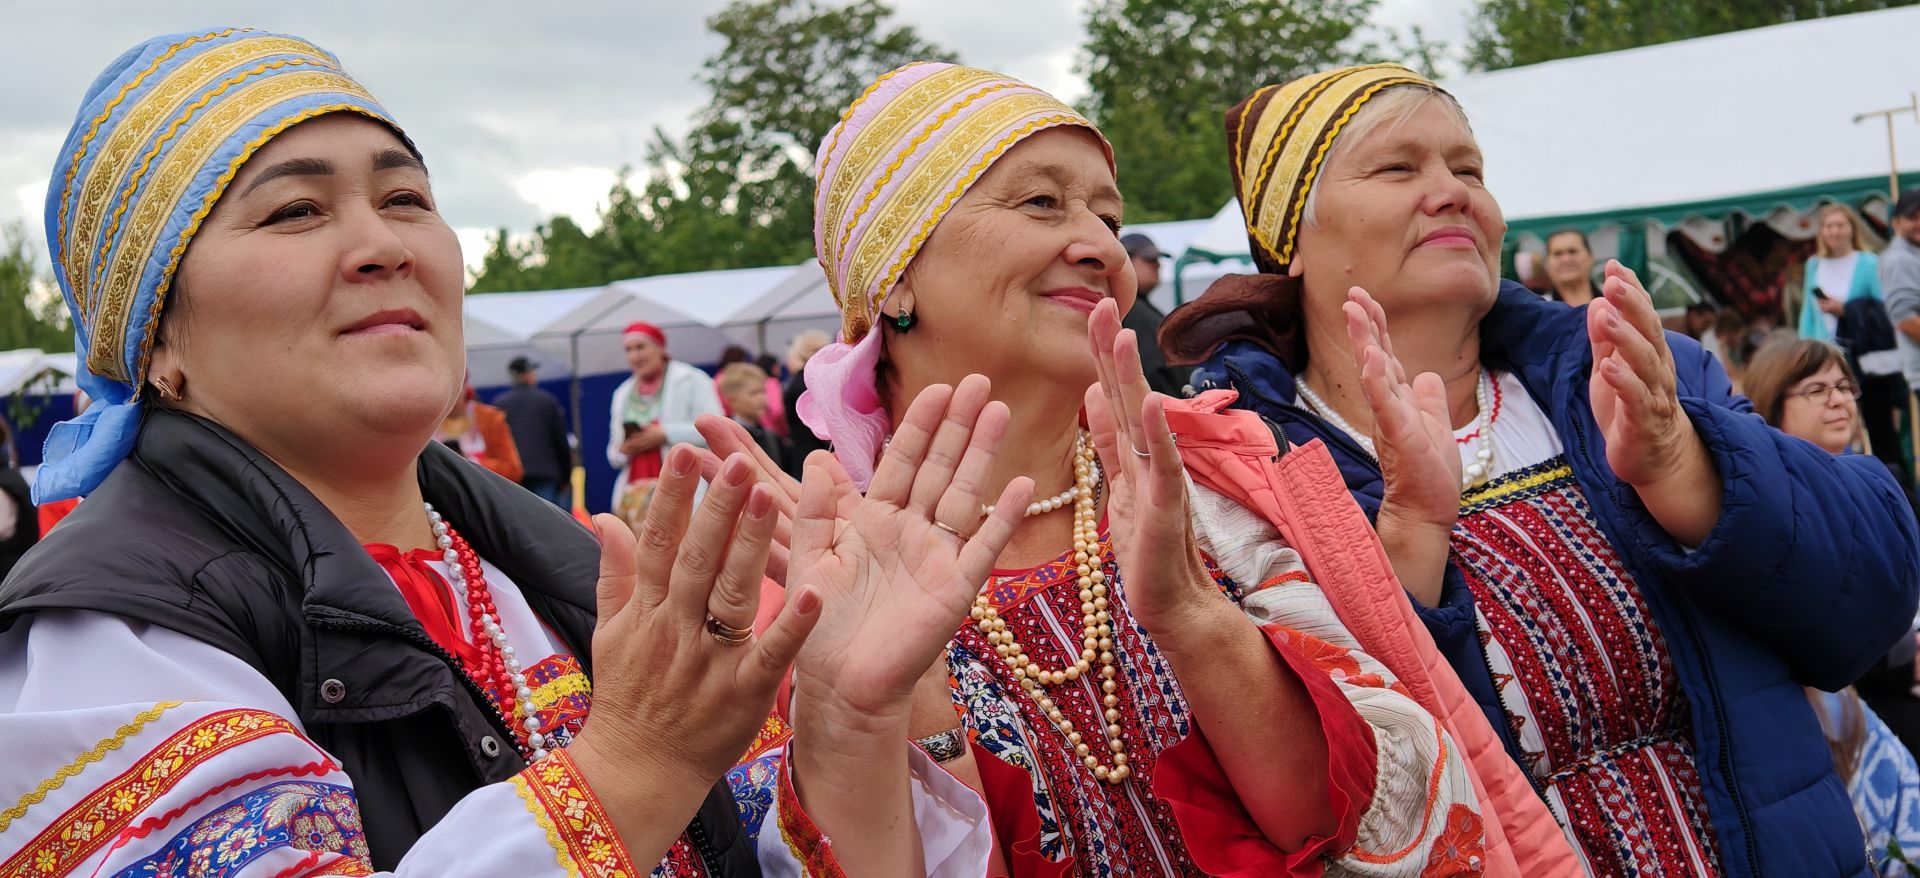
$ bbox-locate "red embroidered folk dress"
[943,489,1489,877]
[1450,373,1722,877]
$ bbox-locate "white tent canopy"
[459,219,1236,383]
[462,287,605,384]
[708,218,1219,349]
[1459,6,1920,231]
[1183,6,1920,270]
[462,267,815,381]
[0,349,77,399]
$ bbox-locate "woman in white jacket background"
[607,321,722,522]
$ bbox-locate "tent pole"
[568,334,582,444]
[1888,114,1899,202]
[1853,95,1917,201]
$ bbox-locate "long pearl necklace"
[983,433,1099,517]
[969,434,1132,785]
[1296,369,1499,491]
[426,502,549,761]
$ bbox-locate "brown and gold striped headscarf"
[1230,64,1438,274]
[1162,64,1445,366]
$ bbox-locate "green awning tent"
[1174,6,1920,309]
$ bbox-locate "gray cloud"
[0,0,723,250]
[0,0,1468,260]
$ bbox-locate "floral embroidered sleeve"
[720,718,995,877]
[0,612,650,877]
[1148,485,1487,877]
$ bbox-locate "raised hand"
[785,375,1033,721]
[1587,260,1720,546]
[566,446,822,855]
[1082,298,1214,635]
[1587,260,1701,487]
[1343,286,1462,533]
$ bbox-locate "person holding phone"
[607,322,722,526]
[1799,204,1883,343]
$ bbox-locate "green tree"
[1078,0,1380,222]
[0,222,70,352]
[1470,0,1916,69]
[468,0,953,293]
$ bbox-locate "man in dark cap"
[1120,233,1190,397]
[493,355,574,508]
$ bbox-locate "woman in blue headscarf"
[0,29,1019,876]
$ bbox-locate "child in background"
[715,362,784,468]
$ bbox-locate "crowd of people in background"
[7,28,1920,877]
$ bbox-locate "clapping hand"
[1586,260,1701,489]
[1342,286,1462,533]
[565,446,822,858]
[784,375,1033,721]
[1082,298,1213,635]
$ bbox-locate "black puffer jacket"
[0,408,756,873]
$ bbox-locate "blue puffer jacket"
[1191,280,1920,877]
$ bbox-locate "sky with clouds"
[0,0,1472,271]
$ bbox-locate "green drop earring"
[889,304,917,333]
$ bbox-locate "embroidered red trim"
[267,849,377,878]
[4,708,304,877]
[113,758,339,846]
[741,713,794,763]
[776,746,848,877]
[514,750,643,878]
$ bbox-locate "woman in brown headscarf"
[1167,64,1920,877]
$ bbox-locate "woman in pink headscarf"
[701,61,1487,876]
[607,321,722,524]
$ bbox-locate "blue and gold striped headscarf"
[37,28,414,503]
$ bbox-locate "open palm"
[787,376,1032,717]
[1081,299,1211,632]
[1344,286,1461,530]
[1585,261,1693,487]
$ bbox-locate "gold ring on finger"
[705,615,753,646]
[932,520,971,541]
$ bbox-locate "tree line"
[6,0,1914,349]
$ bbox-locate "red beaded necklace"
[427,505,548,760]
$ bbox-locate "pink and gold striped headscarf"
[795,61,1111,489]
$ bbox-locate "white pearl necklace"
[1295,369,1498,492]
[982,433,1099,518]
[426,502,549,761]
[970,434,1132,785]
